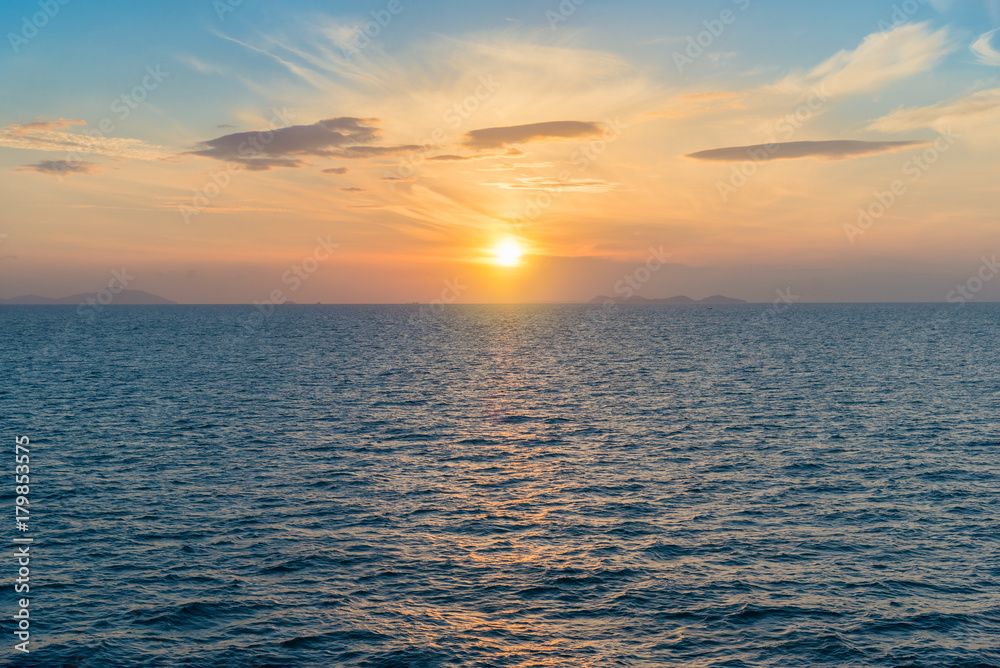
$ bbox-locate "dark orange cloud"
[189,117,414,170]
[16,160,102,176]
[685,139,927,162]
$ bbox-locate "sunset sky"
[1,0,999,303]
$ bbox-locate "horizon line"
[1,301,995,306]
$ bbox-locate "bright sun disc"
[494,240,523,266]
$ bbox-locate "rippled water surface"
[2,304,998,667]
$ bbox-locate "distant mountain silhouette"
[0,290,176,305]
[588,294,746,305]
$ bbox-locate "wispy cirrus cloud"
[867,87,1000,132]
[334,144,423,158]
[477,162,554,171]
[155,198,290,213]
[0,121,168,161]
[971,28,1000,66]
[773,23,954,96]
[685,140,927,162]
[485,176,621,192]
[8,118,86,134]
[463,121,603,149]
[647,91,745,119]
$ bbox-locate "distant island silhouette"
[0,290,176,305]
[0,291,746,306]
[588,295,747,305]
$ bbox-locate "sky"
[1,0,999,303]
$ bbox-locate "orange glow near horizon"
[0,16,995,306]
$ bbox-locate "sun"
[493,239,524,267]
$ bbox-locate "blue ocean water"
[1,303,998,667]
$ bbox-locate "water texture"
[1,304,997,667]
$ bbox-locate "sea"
[1,303,998,667]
